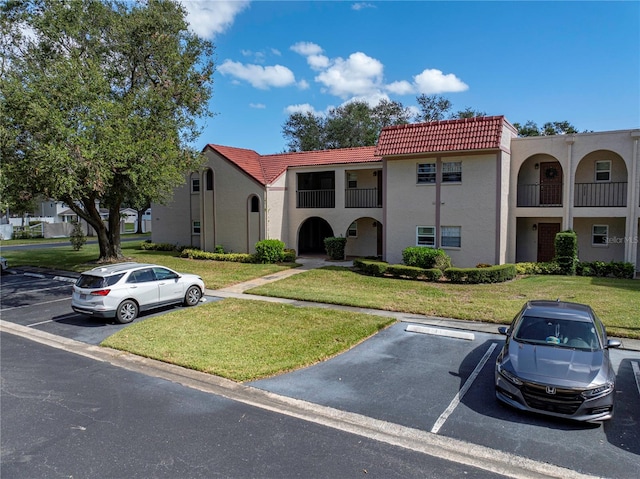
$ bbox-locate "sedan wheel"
[184,285,202,307]
[116,299,138,324]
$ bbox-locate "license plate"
[80,294,87,300]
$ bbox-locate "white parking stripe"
[9,285,71,295]
[0,297,71,312]
[431,342,498,434]
[632,361,640,397]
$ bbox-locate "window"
[191,177,200,193]
[595,160,611,182]
[417,163,436,184]
[206,169,213,190]
[192,221,201,235]
[250,196,259,213]
[417,226,435,246]
[347,221,357,237]
[592,225,608,245]
[442,162,462,182]
[347,173,358,189]
[441,226,461,248]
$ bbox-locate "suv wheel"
[184,286,202,307]
[116,299,138,324]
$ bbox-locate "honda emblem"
[546,386,556,395]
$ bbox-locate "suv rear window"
[76,273,125,289]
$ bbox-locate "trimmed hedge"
[140,241,180,251]
[353,258,442,281]
[255,239,286,263]
[180,249,255,263]
[444,264,517,284]
[402,246,451,270]
[324,236,347,260]
[515,262,562,275]
[577,260,635,279]
[554,230,578,275]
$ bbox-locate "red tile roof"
[375,116,508,157]
[204,144,380,185]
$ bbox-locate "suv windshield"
[514,316,600,350]
[76,273,125,289]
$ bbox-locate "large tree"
[0,0,214,261]
[282,100,410,152]
[512,120,580,137]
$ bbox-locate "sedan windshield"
[514,316,600,350]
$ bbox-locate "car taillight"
[90,289,111,296]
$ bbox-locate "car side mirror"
[498,326,510,336]
[606,339,622,349]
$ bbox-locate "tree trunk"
[67,197,124,263]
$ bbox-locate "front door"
[539,162,562,205]
[537,223,561,262]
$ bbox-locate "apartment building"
[152,117,640,273]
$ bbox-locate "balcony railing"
[517,184,563,207]
[297,189,335,208]
[574,182,627,207]
[345,188,382,208]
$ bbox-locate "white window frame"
[347,173,358,189]
[417,163,436,184]
[592,224,608,246]
[595,160,611,182]
[442,162,462,183]
[441,226,461,248]
[347,221,357,238]
[192,220,201,235]
[416,226,436,247]
[191,177,200,193]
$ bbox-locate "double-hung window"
[442,162,462,182]
[191,177,200,193]
[192,221,201,235]
[595,160,611,182]
[347,221,358,238]
[592,225,608,245]
[441,226,461,248]
[417,163,436,184]
[417,226,436,246]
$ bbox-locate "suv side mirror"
[606,339,622,349]
[498,326,510,336]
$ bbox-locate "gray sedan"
[495,300,621,422]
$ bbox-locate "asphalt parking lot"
[2,270,640,477]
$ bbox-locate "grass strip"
[101,298,395,382]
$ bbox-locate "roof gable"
[375,116,508,157]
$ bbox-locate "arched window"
[206,169,213,190]
[251,196,259,212]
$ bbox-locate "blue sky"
[181,1,639,154]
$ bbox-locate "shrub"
[70,221,86,251]
[283,248,297,263]
[255,239,286,263]
[324,236,347,260]
[140,242,179,251]
[353,258,388,276]
[515,262,562,275]
[214,245,225,254]
[444,264,516,284]
[180,249,254,263]
[554,230,578,275]
[576,260,635,279]
[386,264,442,281]
[402,246,451,270]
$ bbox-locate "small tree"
[324,237,347,260]
[554,230,578,275]
[70,221,87,251]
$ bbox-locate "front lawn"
[102,298,394,382]
[247,267,640,339]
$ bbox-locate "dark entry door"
[539,162,562,205]
[537,223,561,262]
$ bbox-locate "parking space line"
[431,342,497,434]
[632,361,640,397]
[8,285,72,295]
[0,297,71,313]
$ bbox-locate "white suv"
[72,262,205,323]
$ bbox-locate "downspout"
[628,132,640,267]
[565,135,575,231]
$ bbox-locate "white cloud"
[285,103,322,116]
[181,0,250,39]
[250,103,266,109]
[385,80,415,95]
[315,52,384,99]
[352,3,376,11]
[290,42,324,56]
[413,69,468,94]
[218,60,296,89]
[297,79,310,90]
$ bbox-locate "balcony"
[517,184,563,207]
[345,188,382,208]
[297,189,335,208]
[574,182,627,207]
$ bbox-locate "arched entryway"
[298,217,334,254]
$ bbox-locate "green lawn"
[102,298,394,382]
[247,267,640,339]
